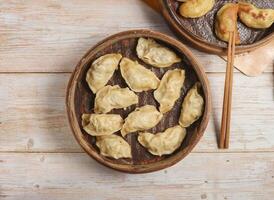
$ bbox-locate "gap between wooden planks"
[0,73,274,153]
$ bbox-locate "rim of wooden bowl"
[159,0,274,55]
[66,29,212,173]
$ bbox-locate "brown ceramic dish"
[160,0,274,55]
[66,30,211,173]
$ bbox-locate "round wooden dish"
[66,30,211,173]
[160,0,274,55]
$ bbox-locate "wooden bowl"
[160,0,274,55]
[66,30,211,173]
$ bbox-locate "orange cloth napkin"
[222,41,274,76]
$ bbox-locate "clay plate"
[160,0,274,55]
[66,30,211,173]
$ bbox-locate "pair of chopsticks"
[219,31,236,149]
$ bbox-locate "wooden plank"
[0,73,274,152]
[0,0,167,73]
[0,74,79,152]
[0,152,273,200]
[0,0,272,73]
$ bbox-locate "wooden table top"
[0,1,273,199]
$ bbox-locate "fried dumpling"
[215,3,241,44]
[94,85,138,114]
[179,0,215,18]
[96,135,132,159]
[86,54,122,93]
[120,57,160,92]
[238,2,274,29]
[138,125,186,156]
[154,69,185,113]
[179,82,204,127]
[136,38,181,68]
[82,114,123,136]
[121,105,163,137]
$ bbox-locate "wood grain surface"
[1,73,274,153]
[0,153,274,200]
[0,0,273,199]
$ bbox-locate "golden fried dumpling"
[96,135,132,159]
[179,82,204,127]
[179,0,215,18]
[215,3,241,44]
[94,85,138,114]
[86,53,122,93]
[121,105,163,137]
[154,69,185,113]
[138,125,186,156]
[136,38,181,68]
[238,2,274,29]
[120,57,160,92]
[82,114,123,136]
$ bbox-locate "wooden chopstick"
[219,31,235,149]
[219,33,232,149]
[224,31,236,148]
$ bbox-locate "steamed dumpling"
[238,2,274,29]
[154,69,185,113]
[138,125,186,156]
[179,0,215,18]
[121,105,163,137]
[179,82,204,127]
[215,3,241,44]
[120,57,160,92]
[86,54,122,93]
[136,38,181,68]
[96,135,132,159]
[82,114,123,136]
[94,85,138,114]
